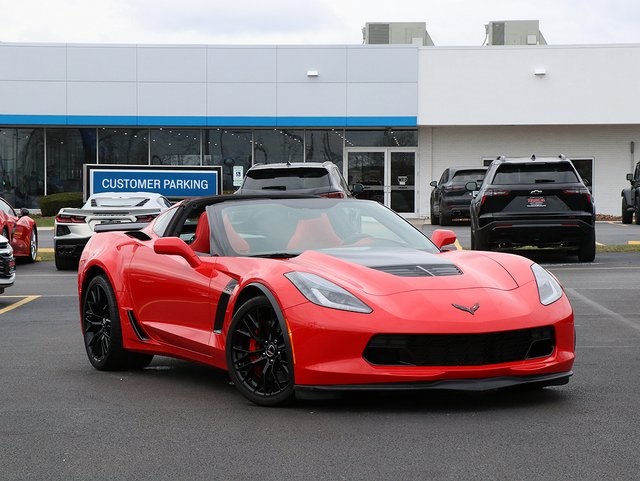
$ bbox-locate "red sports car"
[0,196,38,263]
[78,195,575,406]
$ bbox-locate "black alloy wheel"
[622,198,633,224]
[82,275,153,371]
[227,296,294,406]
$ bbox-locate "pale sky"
[2,0,639,46]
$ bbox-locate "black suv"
[430,166,487,225]
[621,160,640,224]
[469,155,596,262]
[236,161,362,198]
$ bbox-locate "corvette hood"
[289,247,521,296]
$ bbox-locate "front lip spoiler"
[295,371,572,392]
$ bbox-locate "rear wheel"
[622,198,633,224]
[82,275,153,371]
[26,229,37,263]
[577,229,596,262]
[635,201,640,225]
[226,296,294,406]
[439,209,451,226]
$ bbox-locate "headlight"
[531,263,563,305]
[284,272,372,313]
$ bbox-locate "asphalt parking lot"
[1,230,640,480]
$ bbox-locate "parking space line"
[0,295,41,315]
[455,239,463,250]
[629,240,640,245]
[565,288,640,333]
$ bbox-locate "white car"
[54,192,172,270]
[0,234,16,294]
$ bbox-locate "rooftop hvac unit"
[486,20,547,46]
[363,22,434,46]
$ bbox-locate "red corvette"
[78,195,575,406]
[0,196,38,263]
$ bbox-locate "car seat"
[286,213,343,250]
[189,212,211,254]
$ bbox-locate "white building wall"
[419,45,640,126]
[420,125,640,216]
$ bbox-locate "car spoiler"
[94,222,148,233]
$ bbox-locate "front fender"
[621,187,633,206]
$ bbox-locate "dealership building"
[1,20,639,216]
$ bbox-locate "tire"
[577,229,596,262]
[635,201,640,226]
[226,296,294,406]
[430,202,440,225]
[26,229,37,263]
[54,244,79,271]
[82,275,153,371]
[622,198,633,224]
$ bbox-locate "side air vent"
[373,264,462,277]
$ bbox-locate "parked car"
[469,155,596,262]
[430,166,487,225]
[78,194,574,406]
[0,196,38,263]
[621,160,640,224]
[0,234,16,294]
[54,191,172,270]
[235,161,363,198]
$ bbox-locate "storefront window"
[345,129,417,147]
[0,128,44,208]
[203,129,252,193]
[150,129,201,165]
[305,129,344,171]
[98,128,149,165]
[253,129,304,164]
[46,128,96,195]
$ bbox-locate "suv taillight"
[55,214,86,223]
[481,189,510,206]
[563,187,592,203]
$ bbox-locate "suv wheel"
[430,202,440,225]
[635,201,640,225]
[622,198,633,224]
[577,229,596,262]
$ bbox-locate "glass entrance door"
[346,149,416,214]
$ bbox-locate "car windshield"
[242,168,330,191]
[210,198,438,256]
[491,163,579,185]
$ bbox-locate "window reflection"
[150,129,201,165]
[46,128,96,195]
[0,128,44,208]
[203,129,252,193]
[253,129,304,164]
[305,129,344,171]
[99,128,149,165]
[345,129,417,147]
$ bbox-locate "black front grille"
[373,264,462,277]
[0,253,16,278]
[363,326,555,366]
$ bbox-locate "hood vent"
[373,264,462,277]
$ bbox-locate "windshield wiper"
[249,252,298,258]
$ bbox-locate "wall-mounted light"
[534,67,546,76]
[307,70,319,77]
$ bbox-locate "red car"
[78,195,575,406]
[0,196,38,263]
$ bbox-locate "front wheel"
[82,275,153,371]
[430,202,440,225]
[226,296,294,406]
[635,201,640,225]
[622,199,633,224]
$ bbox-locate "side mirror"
[627,173,634,182]
[429,181,438,188]
[431,229,457,250]
[351,183,364,195]
[154,237,202,268]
